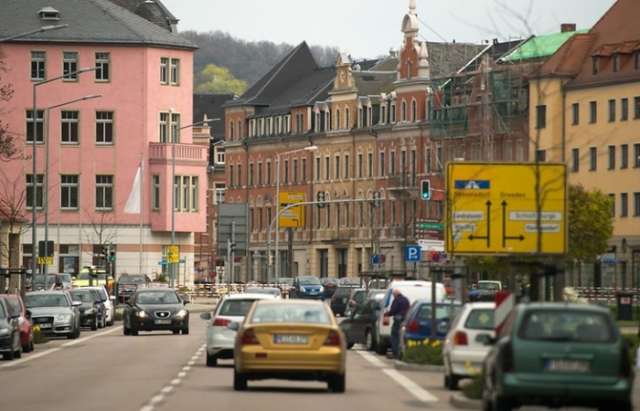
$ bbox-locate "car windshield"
[33,275,56,286]
[25,294,69,308]
[298,277,321,286]
[136,292,179,305]
[334,288,352,297]
[59,274,72,283]
[120,276,146,284]
[477,282,499,291]
[71,291,95,303]
[465,309,495,330]
[353,290,367,304]
[219,299,257,316]
[519,310,614,343]
[78,272,107,280]
[251,303,330,324]
[94,289,108,301]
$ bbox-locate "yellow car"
[232,299,347,392]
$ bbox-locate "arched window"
[411,99,417,122]
[381,105,386,124]
[345,107,350,129]
[368,106,373,126]
[326,110,331,131]
[358,107,363,128]
[335,109,341,130]
[315,111,321,132]
[390,102,396,123]
[401,100,407,122]
[229,121,234,140]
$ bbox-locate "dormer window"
[613,54,620,72]
[635,52,640,70]
[592,56,599,75]
[38,6,60,21]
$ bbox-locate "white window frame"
[31,51,46,81]
[60,174,79,210]
[96,111,114,145]
[170,58,180,85]
[95,52,110,82]
[62,51,78,81]
[61,110,79,144]
[160,57,169,84]
[95,175,114,210]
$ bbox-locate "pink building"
[0,0,206,283]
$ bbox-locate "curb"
[393,360,444,372]
[449,393,482,410]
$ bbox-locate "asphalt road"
[1,313,638,411]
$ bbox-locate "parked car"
[468,280,502,302]
[290,276,324,299]
[442,302,495,390]
[1,294,34,352]
[481,303,632,411]
[232,299,346,392]
[201,292,278,366]
[70,289,106,330]
[244,287,282,299]
[123,288,189,335]
[0,297,22,360]
[24,291,81,339]
[116,274,150,303]
[321,278,339,300]
[399,301,462,358]
[31,274,57,291]
[343,288,369,317]
[340,297,383,350]
[374,281,447,355]
[330,287,360,316]
[83,286,115,326]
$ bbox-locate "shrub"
[32,325,48,344]
[461,376,483,400]
[402,339,443,365]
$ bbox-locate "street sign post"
[404,245,421,262]
[167,245,180,264]
[446,162,567,255]
[279,192,305,228]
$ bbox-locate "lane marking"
[140,406,154,411]
[150,395,164,404]
[161,386,173,394]
[382,368,438,403]
[1,326,122,368]
[182,366,191,372]
[177,371,186,378]
[356,351,438,404]
[170,378,181,386]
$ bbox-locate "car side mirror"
[227,322,240,331]
[200,312,211,321]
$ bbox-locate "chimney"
[561,23,576,33]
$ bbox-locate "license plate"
[274,334,308,344]
[39,323,52,329]
[545,359,590,373]
[154,319,172,325]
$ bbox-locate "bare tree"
[0,51,18,162]
[0,169,28,291]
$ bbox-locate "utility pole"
[287,228,293,277]
[230,221,236,284]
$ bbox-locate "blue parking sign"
[405,245,421,262]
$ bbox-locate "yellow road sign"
[446,162,567,255]
[279,192,305,228]
[37,256,54,266]
[167,245,180,263]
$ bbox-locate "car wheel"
[14,346,22,359]
[91,318,98,331]
[4,349,14,361]
[130,328,139,336]
[346,342,354,350]
[206,353,217,367]
[123,326,130,336]
[444,373,459,390]
[328,374,346,393]
[375,338,387,355]
[172,329,180,335]
[365,329,374,351]
[182,327,189,335]
[602,402,632,411]
[233,369,248,391]
[492,395,513,411]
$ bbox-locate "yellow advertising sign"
[279,192,305,228]
[446,163,567,255]
[167,245,180,263]
[37,256,54,266]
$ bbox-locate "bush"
[402,339,443,365]
[461,376,483,400]
[32,325,48,344]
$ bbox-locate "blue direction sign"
[405,245,421,262]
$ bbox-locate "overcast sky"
[162,0,615,58]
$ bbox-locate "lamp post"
[0,24,68,42]
[168,116,219,288]
[29,66,96,295]
[42,95,102,275]
[273,145,317,284]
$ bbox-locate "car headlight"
[319,286,324,293]
[176,309,187,319]
[137,311,147,319]
[55,313,72,322]
[0,328,9,336]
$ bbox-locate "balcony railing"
[149,143,207,162]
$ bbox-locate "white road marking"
[187,360,195,366]
[182,366,191,372]
[356,351,438,403]
[161,386,173,394]
[140,406,154,411]
[170,378,181,386]
[177,371,186,378]
[150,395,164,404]
[382,368,438,403]
[1,326,122,368]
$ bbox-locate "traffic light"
[421,179,431,200]
[316,191,326,208]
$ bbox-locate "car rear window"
[465,309,494,330]
[417,304,461,321]
[219,299,257,317]
[519,310,614,343]
[251,303,330,325]
[4,297,21,317]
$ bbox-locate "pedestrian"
[385,288,410,359]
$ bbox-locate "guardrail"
[575,287,640,305]
[186,283,291,300]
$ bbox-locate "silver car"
[24,291,81,339]
[200,293,277,366]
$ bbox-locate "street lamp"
[273,145,318,284]
[0,24,68,42]
[29,66,97,294]
[42,94,102,275]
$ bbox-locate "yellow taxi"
[232,299,346,392]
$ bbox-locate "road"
[0,313,637,411]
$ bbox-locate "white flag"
[124,166,142,214]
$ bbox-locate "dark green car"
[481,303,633,411]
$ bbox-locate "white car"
[442,302,495,390]
[201,293,277,366]
[374,281,447,355]
[83,286,115,326]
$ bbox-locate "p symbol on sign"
[405,245,422,262]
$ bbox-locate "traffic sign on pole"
[404,245,421,262]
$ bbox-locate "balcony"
[149,143,208,164]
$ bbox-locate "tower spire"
[409,0,417,14]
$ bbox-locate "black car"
[330,286,360,316]
[123,288,189,335]
[116,274,150,303]
[340,297,383,350]
[290,276,323,299]
[0,297,22,360]
[70,289,106,331]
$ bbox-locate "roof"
[353,70,396,96]
[0,0,196,49]
[193,93,234,138]
[107,0,178,31]
[501,29,588,62]
[426,42,486,78]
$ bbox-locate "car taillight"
[502,341,514,373]
[324,330,341,346]
[407,320,419,333]
[383,316,390,326]
[453,331,468,346]
[213,317,230,327]
[240,329,259,345]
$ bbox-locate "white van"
[373,281,447,355]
